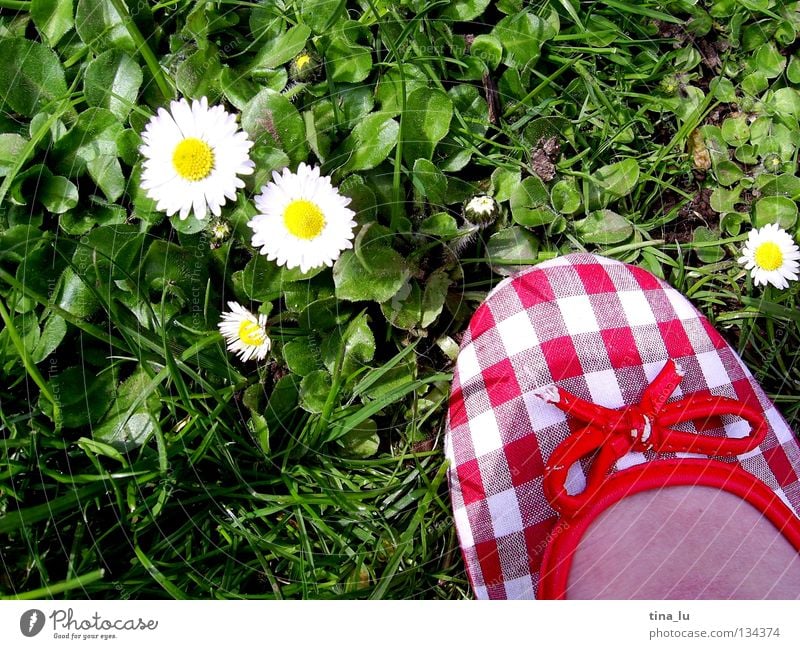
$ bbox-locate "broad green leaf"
[721,116,749,147]
[0,133,27,177]
[550,179,581,214]
[420,212,459,237]
[176,47,222,100]
[593,158,639,199]
[440,0,491,21]
[754,42,785,78]
[251,24,311,72]
[87,155,125,202]
[31,315,66,363]
[753,196,798,229]
[53,107,122,175]
[470,34,503,70]
[333,248,410,303]
[486,226,539,276]
[381,280,422,330]
[31,0,75,47]
[94,410,157,451]
[421,269,451,328]
[337,419,379,458]
[510,176,555,227]
[492,11,544,70]
[574,209,633,245]
[40,365,114,428]
[335,113,399,173]
[40,174,79,213]
[325,35,372,83]
[321,312,376,376]
[75,0,137,54]
[0,38,68,118]
[299,369,332,413]
[490,167,521,203]
[242,88,308,164]
[692,226,725,263]
[283,338,323,376]
[412,159,447,206]
[299,0,345,33]
[402,87,453,163]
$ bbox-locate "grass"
[2,0,800,599]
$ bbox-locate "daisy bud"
[464,194,499,228]
[290,51,320,82]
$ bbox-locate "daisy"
[140,97,254,220]
[218,302,271,362]
[248,163,357,273]
[738,223,800,290]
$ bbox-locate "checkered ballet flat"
[445,252,800,599]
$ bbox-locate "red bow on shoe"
[536,359,768,517]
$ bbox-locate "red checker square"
[630,264,664,290]
[513,270,556,308]
[457,459,486,505]
[524,518,558,575]
[731,377,759,410]
[658,319,695,359]
[448,387,469,428]
[504,435,545,487]
[575,264,616,294]
[702,318,729,350]
[481,358,522,408]
[474,538,504,591]
[600,327,642,369]
[540,337,584,380]
[762,444,797,488]
[470,302,496,340]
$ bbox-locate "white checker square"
[667,289,698,321]
[557,295,600,335]
[584,369,625,409]
[486,488,524,538]
[523,390,568,429]
[618,290,655,326]
[564,462,586,496]
[615,451,646,471]
[766,407,794,444]
[724,418,753,440]
[473,585,489,599]
[504,575,535,599]
[457,343,481,382]
[696,350,728,389]
[469,410,503,457]
[453,507,474,548]
[497,311,538,356]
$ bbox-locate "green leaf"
[299,0,345,33]
[492,11,544,70]
[754,42,786,78]
[574,209,633,245]
[325,34,372,83]
[550,179,581,215]
[242,88,308,165]
[40,174,79,213]
[252,24,311,72]
[402,87,453,163]
[283,338,323,376]
[713,160,744,187]
[322,312,375,376]
[381,280,422,330]
[299,369,332,414]
[721,116,749,147]
[0,38,68,118]
[593,158,639,199]
[75,0,137,54]
[440,0,491,21]
[490,167,521,203]
[31,0,75,47]
[0,134,28,177]
[333,248,410,303]
[421,269,451,329]
[176,47,222,100]
[87,155,125,202]
[335,113,399,173]
[41,365,114,428]
[692,226,724,263]
[510,176,555,227]
[337,419,379,458]
[31,315,67,363]
[710,185,742,213]
[412,159,447,206]
[486,226,539,276]
[753,195,798,229]
[53,107,122,175]
[470,34,503,70]
[94,410,157,451]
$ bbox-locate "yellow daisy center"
[172,137,215,181]
[754,241,783,271]
[283,199,326,240]
[238,320,266,346]
[295,54,311,70]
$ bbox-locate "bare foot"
[567,486,800,599]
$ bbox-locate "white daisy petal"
[140,97,254,222]
[739,224,800,290]
[218,302,271,363]
[249,164,357,273]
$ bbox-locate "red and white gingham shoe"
[445,252,800,599]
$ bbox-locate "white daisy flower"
[218,302,271,362]
[464,194,499,227]
[248,163,357,274]
[140,97,254,220]
[738,223,800,290]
